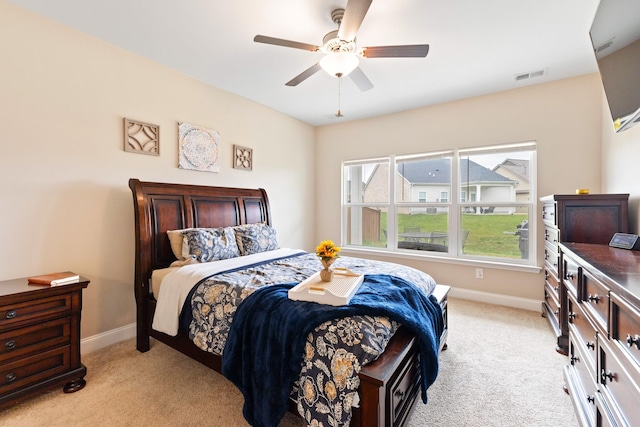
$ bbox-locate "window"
[342,142,536,265]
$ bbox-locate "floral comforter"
[186,252,436,427]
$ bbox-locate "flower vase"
[320,258,335,282]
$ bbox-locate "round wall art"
[178,122,220,172]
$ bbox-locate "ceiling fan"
[254,0,429,91]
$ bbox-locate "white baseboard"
[449,287,542,312]
[80,322,136,355]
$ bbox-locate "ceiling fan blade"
[349,67,374,92]
[338,0,372,41]
[363,44,430,58]
[285,63,322,86]
[254,35,319,52]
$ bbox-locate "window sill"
[341,246,542,274]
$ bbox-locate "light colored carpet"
[0,298,577,426]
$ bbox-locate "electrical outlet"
[475,268,484,279]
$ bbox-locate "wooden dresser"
[540,194,629,354]
[0,276,89,408]
[560,243,640,426]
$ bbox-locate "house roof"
[398,158,514,184]
[493,159,530,182]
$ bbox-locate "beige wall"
[0,2,316,339]
[316,74,604,301]
[601,92,640,231]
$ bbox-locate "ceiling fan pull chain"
[336,73,343,117]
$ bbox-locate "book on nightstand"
[28,272,80,286]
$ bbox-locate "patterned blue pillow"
[182,227,240,262]
[234,223,279,256]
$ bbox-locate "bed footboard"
[352,284,449,427]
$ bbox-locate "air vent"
[596,39,614,53]
[514,69,546,81]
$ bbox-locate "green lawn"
[376,212,528,258]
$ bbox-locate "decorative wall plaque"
[124,118,159,155]
[178,122,220,172]
[233,145,253,171]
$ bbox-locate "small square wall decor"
[233,145,253,171]
[124,118,159,156]
[178,122,220,173]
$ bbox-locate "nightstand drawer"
[0,346,70,395]
[0,294,71,327]
[0,317,70,363]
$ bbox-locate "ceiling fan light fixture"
[320,52,359,78]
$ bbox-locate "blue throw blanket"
[221,274,444,427]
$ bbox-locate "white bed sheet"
[151,248,305,336]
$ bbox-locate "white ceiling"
[8,0,601,126]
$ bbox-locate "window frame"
[341,142,537,267]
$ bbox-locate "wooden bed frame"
[129,178,449,427]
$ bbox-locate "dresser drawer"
[595,391,625,427]
[544,281,561,321]
[567,331,597,425]
[0,317,70,363]
[0,294,72,327]
[544,226,559,250]
[598,337,640,426]
[610,292,640,369]
[581,269,609,334]
[545,269,560,302]
[544,245,559,277]
[562,254,580,297]
[542,203,556,226]
[0,346,70,395]
[568,293,597,375]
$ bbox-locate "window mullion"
[388,155,397,249]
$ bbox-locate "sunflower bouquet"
[316,240,341,263]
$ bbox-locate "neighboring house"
[493,159,530,213]
[364,158,517,213]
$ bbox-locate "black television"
[589,0,640,132]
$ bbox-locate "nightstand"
[0,275,89,409]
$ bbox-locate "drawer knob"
[394,389,405,401]
[4,340,16,350]
[586,341,595,350]
[5,310,16,319]
[587,294,600,304]
[565,272,575,280]
[586,395,595,405]
[626,334,640,349]
[601,369,615,383]
[5,372,16,383]
[570,355,580,365]
[568,312,577,322]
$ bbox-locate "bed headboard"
[128,178,271,299]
